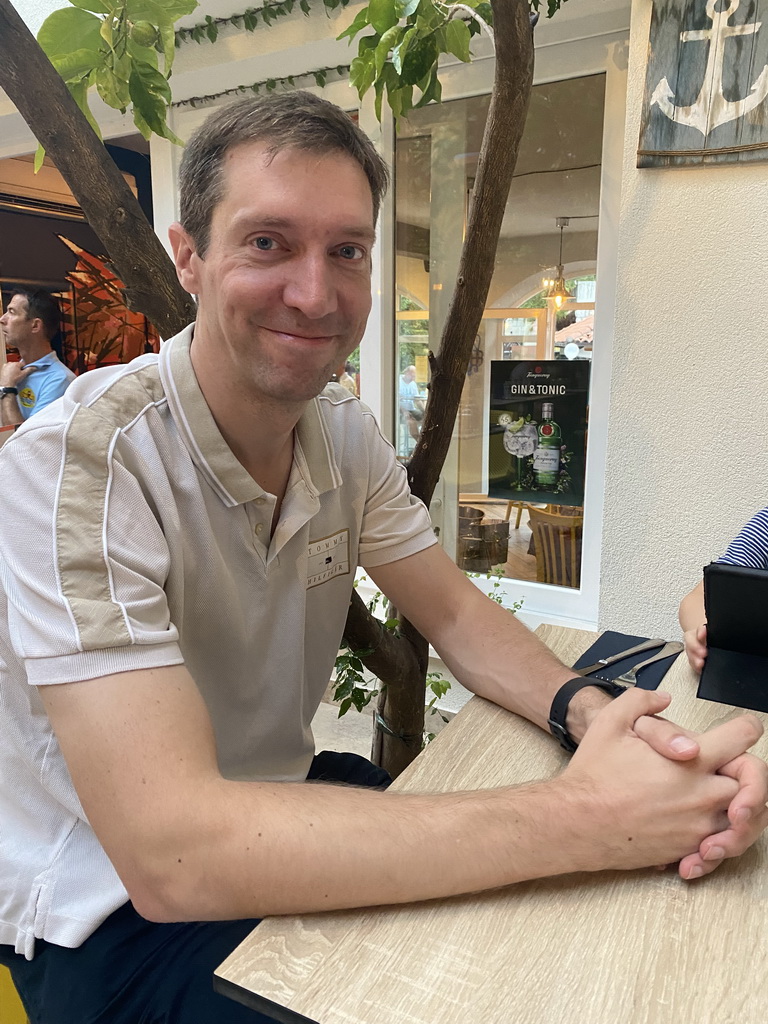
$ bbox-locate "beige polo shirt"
[0,324,436,957]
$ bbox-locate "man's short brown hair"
[179,91,389,258]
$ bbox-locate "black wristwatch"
[0,386,18,396]
[548,677,627,753]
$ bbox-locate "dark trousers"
[0,751,390,1024]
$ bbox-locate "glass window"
[394,74,606,589]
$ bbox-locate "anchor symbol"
[652,0,768,136]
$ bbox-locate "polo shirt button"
[255,523,263,535]
[255,496,266,505]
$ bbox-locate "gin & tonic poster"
[488,360,590,505]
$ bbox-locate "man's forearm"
[130,775,592,922]
[0,393,22,425]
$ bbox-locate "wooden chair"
[527,506,583,588]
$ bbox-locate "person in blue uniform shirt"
[0,289,75,425]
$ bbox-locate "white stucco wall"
[599,0,768,637]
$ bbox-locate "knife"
[602,640,686,686]
[574,638,668,677]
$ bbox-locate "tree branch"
[407,0,535,506]
[0,0,196,338]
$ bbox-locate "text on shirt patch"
[307,529,351,588]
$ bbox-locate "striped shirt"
[717,507,768,570]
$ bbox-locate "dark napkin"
[572,630,682,691]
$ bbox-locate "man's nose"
[282,255,338,320]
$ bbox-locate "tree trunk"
[0,0,195,338]
[346,0,536,776]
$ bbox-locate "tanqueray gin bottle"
[533,402,561,487]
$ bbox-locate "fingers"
[684,626,707,673]
[677,752,768,880]
[586,687,672,739]
[633,714,700,761]
[696,715,764,773]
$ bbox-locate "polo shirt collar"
[159,324,342,507]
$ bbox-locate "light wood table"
[215,624,768,1024]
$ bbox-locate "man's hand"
[0,360,38,388]
[562,688,766,875]
[684,623,708,673]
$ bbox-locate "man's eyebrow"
[233,214,376,243]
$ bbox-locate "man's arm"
[679,579,707,672]
[370,545,679,746]
[0,360,36,426]
[40,666,765,923]
[368,544,768,874]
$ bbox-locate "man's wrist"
[549,678,625,752]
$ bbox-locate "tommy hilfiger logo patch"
[307,529,350,588]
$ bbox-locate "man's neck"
[189,331,306,495]
[18,340,53,365]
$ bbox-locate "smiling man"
[0,93,767,1024]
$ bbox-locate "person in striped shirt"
[679,507,768,671]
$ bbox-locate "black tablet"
[697,562,768,713]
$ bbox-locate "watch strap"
[548,677,626,753]
[0,386,18,396]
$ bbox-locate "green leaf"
[368,0,398,34]
[132,105,153,141]
[337,5,370,42]
[443,18,471,62]
[300,0,311,13]
[401,0,419,13]
[99,15,115,49]
[374,24,401,76]
[400,32,438,86]
[391,25,416,73]
[127,37,158,67]
[350,50,376,96]
[94,64,130,109]
[68,0,110,13]
[131,58,172,103]
[338,697,352,717]
[50,48,102,82]
[126,0,198,22]
[34,145,46,174]
[128,60,180,143]
[415,0,442,30]
[68,77,103,139]
[37,7,102,58]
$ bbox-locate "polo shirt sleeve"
[25,366,73,415]
[717,507,768,570]
[357,407,437,568]
[0,421,183,686]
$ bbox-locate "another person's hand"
[0,360,38,389]
[562,688,765,875]
[684,623,708,673]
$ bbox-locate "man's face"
[0,295,33,350]
[174,141,375,405]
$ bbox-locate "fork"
[598,640,684,687]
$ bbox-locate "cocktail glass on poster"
[488,360,590,506]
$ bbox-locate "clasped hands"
[564,688,768,880]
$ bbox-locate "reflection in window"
[394,74,605,588]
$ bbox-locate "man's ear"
[168,222,202,295]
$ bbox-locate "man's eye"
[253,237,276,250]
[337,245,365,261]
